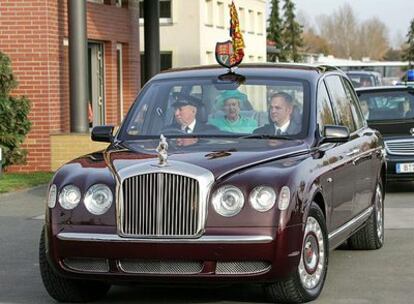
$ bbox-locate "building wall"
[0,0,140,172]
[139,0,201,68]
[139,0,266,68]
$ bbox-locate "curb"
[0,184,48,200]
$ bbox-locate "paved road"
[0,183,413,304]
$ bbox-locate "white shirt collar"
[274,120,290,134]
[183,119,196,133]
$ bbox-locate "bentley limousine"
[40,64,386,303]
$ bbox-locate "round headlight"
[84,184,113,215]
[249,186,276,212]
[212,185,244,217]
[59,185,81,210]
[47,184,57,208]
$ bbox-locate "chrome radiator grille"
[385,139,414,155]
[121,173,200,237]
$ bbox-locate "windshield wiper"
[239,134,291,140]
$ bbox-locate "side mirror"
[91,126,114,143]
[320,125,350,144]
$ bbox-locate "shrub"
[0,52,32,170]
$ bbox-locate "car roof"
[355,86,413,93]
[151,63,342,82]
[346,70,381,75]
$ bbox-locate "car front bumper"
[45,224,304,284]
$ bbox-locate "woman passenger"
[209,90,257,133]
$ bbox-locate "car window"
[325,76,356,133]
[357,90,414,120]
[121,77,310,139]
[317,81,336,135]
[342,78,365,130]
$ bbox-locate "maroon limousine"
[40,64,386,303]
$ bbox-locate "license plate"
[396,163,414,173]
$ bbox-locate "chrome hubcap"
[375,186,384,242]
[299,216,325,290]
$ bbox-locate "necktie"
[275,128,282,135]
[185,126,191,133]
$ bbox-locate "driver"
[165,95,218,134]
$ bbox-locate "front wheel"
[265,203,329,303]
[39,227,111,302]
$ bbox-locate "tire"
[265,203,329,303]
[348,182,384,250]
[39,227,111,302]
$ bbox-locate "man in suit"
[165,95,218,134]
[360,99,373,120]
[254,92,301,136]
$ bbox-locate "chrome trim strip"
[328,207,373,240]
[57,232,274,244]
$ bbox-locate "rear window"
[347,73,376,88]
[358,90,414,120]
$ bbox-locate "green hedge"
[0,51,31,170]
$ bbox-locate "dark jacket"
[253,121,301,136]
[164,120,219,134]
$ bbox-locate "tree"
[318,3,359,58]
[402,18,414,68]
[0,52,31,170]
[358,17,389,60]
[282,0,303,62]
[302,29,332,55]
[267,0,285,61]
[383,48,403,61]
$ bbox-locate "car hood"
[97,138,310,180]
[368,119,414,138]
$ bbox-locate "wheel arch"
[312,191,327,220]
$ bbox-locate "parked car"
[346,70,383,88]
[356,86,414,182]
[40,64,386,303]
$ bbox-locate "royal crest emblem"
[215,1,245,70]
[156,134,168,166]
[215,40,237,69]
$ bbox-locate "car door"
[342,78,377,215]
[324,75,360,230]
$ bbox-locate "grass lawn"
[0,172,54,194]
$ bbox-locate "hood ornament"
[410,128,414,136]
[156,134,168,166]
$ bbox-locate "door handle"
[346,148,360,157]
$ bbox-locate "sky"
[267,0,414,47]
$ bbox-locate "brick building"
[0,0,140,172]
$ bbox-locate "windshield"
[120,76,310,140]
[358,90,414,121]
